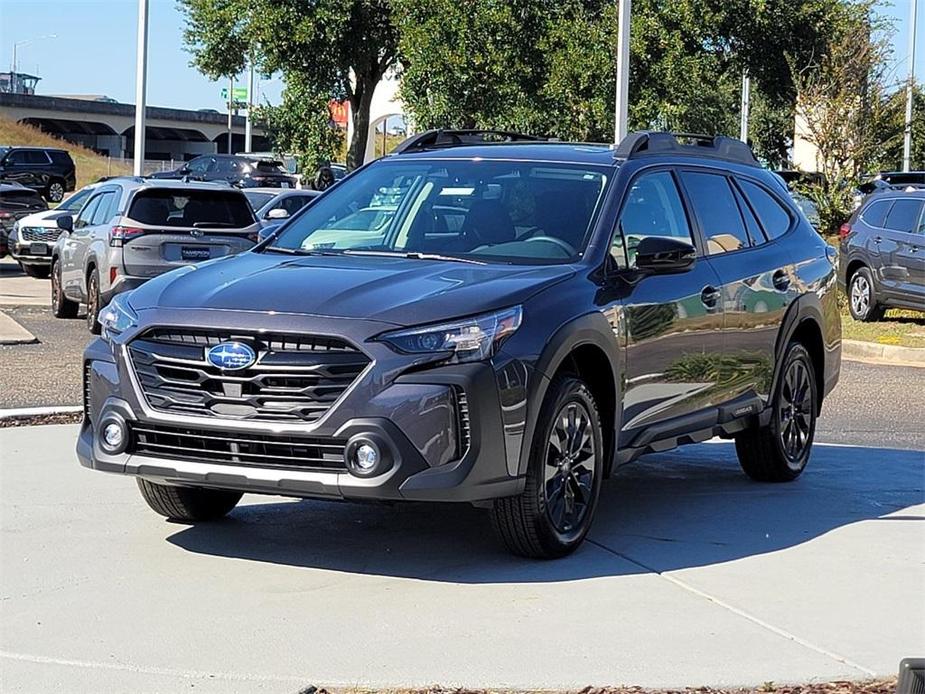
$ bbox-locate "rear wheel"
[735,342,817,482]
[51,259,78,318]
[46,180,65,203]
[848,266,885,321]
[491,376,603,558]
[85,270,101,334]
[136,479,242,521]
[21,263,50,279]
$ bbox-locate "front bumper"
[78,319,525,504]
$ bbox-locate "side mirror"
[266,208,289,220]
[634,236,696,273]
[56,215,74,233]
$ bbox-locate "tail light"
[110,225,145,247]
[838,223,852,240]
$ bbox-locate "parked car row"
[0,145,76,202]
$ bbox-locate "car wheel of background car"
[136,479,243,522]
[735,341,817,482]
[848,266,885,322]
[46,180,65,203]
[491,375,603,559]
[85,271,102,334]
[21,263,50,279]
[51,259,78,318]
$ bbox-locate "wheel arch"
[517,312,622,477]
[773,295,830,414]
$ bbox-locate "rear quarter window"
[128,189,256,228]
[860,200,891,227]
[739,180,792,240]
[49,151,74,167]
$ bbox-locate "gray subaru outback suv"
[51,178,259,332]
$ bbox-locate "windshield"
[59,188,92,212]
[267,160,609,263]
[128,189,255,228]
[244,191,275,210]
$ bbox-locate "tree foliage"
[180,0,399,169]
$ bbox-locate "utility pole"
[245,58,255,153]
[902,0,918,172]
[739,71,751,143]
[613,0,631,144]
[227,75,234,155]
[132,0,149,176]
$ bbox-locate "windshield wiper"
[342,250,486,265]
[263,246,346,256]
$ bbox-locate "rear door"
[119,188,257,279]
[1,150,41,189]
[880,197,925,303]
[678,169,798,410]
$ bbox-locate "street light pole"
[11,35,57,75]
[614,0,631,144]
[739,71,751,143]
[132,0,149,177]
[902,0,918,172]
[245,57,255,152]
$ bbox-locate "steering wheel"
[524,235,576,256]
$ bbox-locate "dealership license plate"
[29,242,49,255]
[181,247,211,261]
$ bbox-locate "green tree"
[180,0,399,169]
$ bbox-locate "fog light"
[99,417,127,454]
[355,443,379,471]
[344,435,390,477]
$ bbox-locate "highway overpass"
[0,92,268,160]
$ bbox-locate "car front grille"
[20,226,61,242]
[130,422,347,471]
[128,328,370,423]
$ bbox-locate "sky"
[0,0,922,113]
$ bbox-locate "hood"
[128,252,576,326]
[17,208,69,227]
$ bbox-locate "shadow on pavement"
[166,441,925,583]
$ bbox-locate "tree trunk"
[347,75,377,170]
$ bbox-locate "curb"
[0,405,82,421]
[842,339,925,367]
[0,311,37,345]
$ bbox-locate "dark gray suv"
[840,189,925,321]
[79,131,842,558]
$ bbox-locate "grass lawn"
[0,116,131,191]
[841,308,925,348]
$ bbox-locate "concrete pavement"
[0,258,48,307]
[1,424,922,693]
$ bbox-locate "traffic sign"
[221,87,249,102]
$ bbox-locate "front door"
[603,168,725,442]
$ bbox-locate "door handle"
[772,269,791,291]
[701,285,721,308]
[873,236,882,244]
[911,246,920,254]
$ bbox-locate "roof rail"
[392,129,546,154]
[614,130,759,167]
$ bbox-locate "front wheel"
[85,271,101,334]
[735,342,817,482]
[491,375,603,559]
[51,259,78,318]
[136,479,242,522]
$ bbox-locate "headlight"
[377,306,522,363]
[99,293,138,343]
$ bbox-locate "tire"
[848,266,885,322]
[85,270,102,334]
[46,180,65,203]
[21,263,50,279]
[735,342,817,482]
[136,479,242,522]
[491,376,604,559]
[51,259,78,318]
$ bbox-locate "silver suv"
[51,178,259,332]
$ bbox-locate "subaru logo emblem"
[207,341,256,370]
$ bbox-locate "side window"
[680,171,750,255]
[90,192,115,225]
[187,157,210,174]
[739,180,792,240]
[860,200,890,227]
[7,150,29,165]
[75,195,103,229]
[26,150,51,165]
[883,199,925,233]
[281,196,309,215]
[731,184,766,245]
[614,170,693,269]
